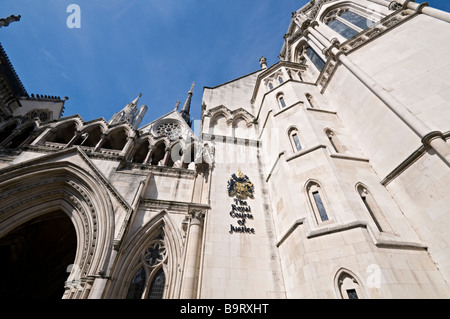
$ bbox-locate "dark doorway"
[0,211,77,299]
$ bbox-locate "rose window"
[143,241,167,267]
[154,121,183,139]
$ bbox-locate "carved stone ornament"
[227,170,255,200]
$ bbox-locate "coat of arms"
[227,170,255,199]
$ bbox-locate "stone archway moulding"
[0,161,116,299]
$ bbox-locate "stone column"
[120,136,135,157]
[30,127,55,146]
[180,210,205,299]
[66,130,82,148]
[93,134,107,152]
[303,24,450,166]
[395,0,450,23]
[143,145,156,165]
[162,147,171,166]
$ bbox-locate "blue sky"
[1,0,450,127]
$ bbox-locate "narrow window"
[269,83,274,90]
[147,268,166,299]
[126,267,146,299]
[346,289,359,299]
[357,185,393,233]
[326,129,344,153]
[305,93,317,109]
[312,191,329,222]
[336,271,363,299]
[307,182,332,224]
[278,77,284,84]
[306,47,325,71]
[279,96,286,108]
[292,133,302,151]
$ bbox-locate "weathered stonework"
[0,0,449,299]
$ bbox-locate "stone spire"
[180,82,194,127]
[109,93,147,129]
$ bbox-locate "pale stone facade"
[0,0,449,299]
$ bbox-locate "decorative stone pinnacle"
[259,56,268,69]
[0,14,21,28]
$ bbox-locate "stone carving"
[227,170,255,200]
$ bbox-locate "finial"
[0,14,21,28]
[189,82,195,94]
[174,100,181,110]
[131,93,142,105]
[259,56,268,69]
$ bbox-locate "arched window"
[48,121,77,145]
[74,125,103,148]
[277,93,287,108]
[102,128,128,151]
[336,270,363,299]
[324,7,380,39]
[6,124,35,149]
[307,181,332,224]
[306,46,325,71]
[278,76,284,84]
[131,140,150,164]
[126,267,146,299]
[325,129,345,153]
[151,142,167,166]
[288,127,302,152]
[147,268,166,299]
[357,184,392,233]
[268,83,274,90]
[126,236,168,299]
[26,109,52,123]
[305,93,317,109]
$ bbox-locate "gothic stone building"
[1,0,450,299]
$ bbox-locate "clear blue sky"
[1,0,450,127]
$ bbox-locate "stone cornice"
[140,198,210,213]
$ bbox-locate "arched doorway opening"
[0,211,77,299]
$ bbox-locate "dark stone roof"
[0,42,28,97]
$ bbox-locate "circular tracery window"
[143,240,167,267]
[154,121,183,140]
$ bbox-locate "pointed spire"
[131,93,142,106]
[109,93,145,127]
[180,82,194,127]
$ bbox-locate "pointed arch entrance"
[0,160,116,299]
[0,211,77,299]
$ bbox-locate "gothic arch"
[106,123,135,139]
[80,120,108,135]
[74,122,106,148]
[210,110,231,126]
[51,117,84,131]
[333,267,365,299]
[105,211,183,299]
[304,179,334,225]
[0,161,115,298]
[2,120,39,149]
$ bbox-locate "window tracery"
[126,237,168,299]
[324,6,381,39]
[154,121,183,140]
